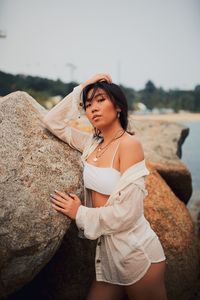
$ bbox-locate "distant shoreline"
[130,112,200,122]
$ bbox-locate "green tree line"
[0,70,200,112]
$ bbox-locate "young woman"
[43,73,167,300]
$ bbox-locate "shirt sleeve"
[42,84,92,153]
[75,179,147,240]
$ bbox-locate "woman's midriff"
[90,190,110,207]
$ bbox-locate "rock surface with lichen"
[0,91,95,299]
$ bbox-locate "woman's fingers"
[50,192,70,206]
[82,73,112,89]
[69,193,78,200]
[103,73,112,81]
[51,203,66,214]
[50,191,81,219]
[54,190,70,200]
[50,197,66,209]
[91,73,112,84]
[96,73,112,83]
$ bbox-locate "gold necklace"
[93,129,125,162]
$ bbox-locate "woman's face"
[85,88,120,130]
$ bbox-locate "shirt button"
[96,259,101,263]
[97,241,101,246]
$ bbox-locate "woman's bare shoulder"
[119,133,144,174]
[120,133,143,152]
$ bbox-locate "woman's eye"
[85,98,105,108]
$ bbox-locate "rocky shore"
[0,91,200,300]
[128,112,200,232]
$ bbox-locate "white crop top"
[83,141,121,195]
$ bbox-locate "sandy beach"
[130,112,200,122]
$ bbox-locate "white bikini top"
[83,140,121,195]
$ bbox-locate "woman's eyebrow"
[87,92,105,101]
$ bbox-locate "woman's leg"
[86,278,125,300]
[124,261,167,300]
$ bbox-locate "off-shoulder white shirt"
[42,85,166,285]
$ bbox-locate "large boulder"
[144,162,200,300]
[0,91,94,298]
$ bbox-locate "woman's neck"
[100,122,124,144]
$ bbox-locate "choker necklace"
[93,129,125,162]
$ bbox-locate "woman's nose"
[91,107,98,113]
[91,103,98,113]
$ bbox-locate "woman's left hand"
[50,190,81,220]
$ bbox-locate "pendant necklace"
[92,129,125,162]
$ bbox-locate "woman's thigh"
[124,261,167,300]
[86,278,125,300]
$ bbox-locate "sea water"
[179,121,200,225]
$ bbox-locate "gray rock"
[129,117,192,203]
[0,91,87,298]
[128,117,188,163]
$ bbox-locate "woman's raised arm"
[42,73,112,152]
[42,84,92,153]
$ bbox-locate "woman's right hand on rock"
[81,73,112,89]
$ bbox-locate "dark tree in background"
[0,70,199,112]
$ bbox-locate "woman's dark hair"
[82,81,131,139]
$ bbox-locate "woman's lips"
[93,115,101,121]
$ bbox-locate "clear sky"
[0,0,200,90]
